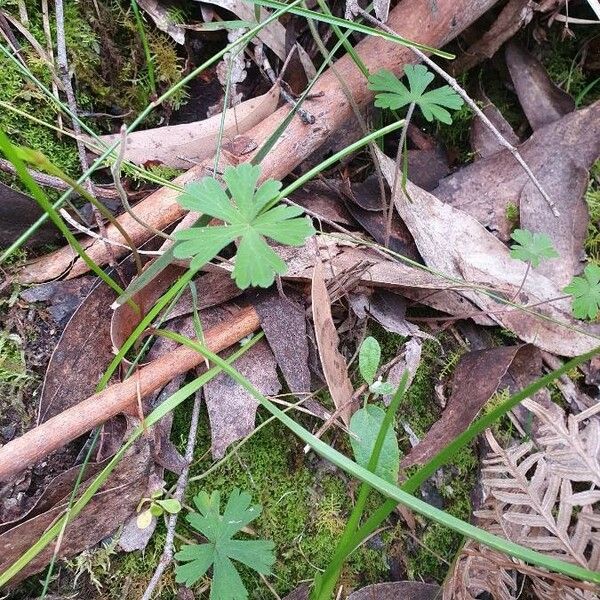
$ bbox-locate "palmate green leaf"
[349,405,399,484]
[368,65,463,125]
[174,164,315,289]
[564,263,600,320]
[510,228,559,268]
[174,489,275,600]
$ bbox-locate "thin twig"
[357,7,560,217]
[41,0,62,132]
[140,390,202,600]
[111,125,174,241]
[0,157,120,199]
[58,208,163,255]
[386,101,415,245]
[54,0,127,278]
[255,42,316,125]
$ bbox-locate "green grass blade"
[248,0,455,59]
[0,130,126,297]
[153,331,600,585]
[0,334,263,587]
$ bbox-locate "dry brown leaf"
[204,337,280,458]
[85,85,280,169]
[377,148,600,356]
[506,40,575,131]
[349,581,440,600]
[311,258,356,426]
[0,182,60,248]
[451,0,535,73]
[470,90,519,159]
[0,438,151,585]
[435,103,598,259]
[402,345,526,469]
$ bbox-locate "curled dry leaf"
[86,85,280,169]
[311,258,356,426]
[505,40,575,131]
[402,345,526,469]
[378,148,600,356]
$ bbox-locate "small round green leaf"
[359,336,381,385]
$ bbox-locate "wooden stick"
[18,0,499,283]
[0,306,260,482]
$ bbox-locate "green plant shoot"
[510,228,559,267]
[564,263,600,320]
[173,164,315,289]
[368,65,464,124]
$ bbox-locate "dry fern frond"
[444,399,600,600]
[443,540,518,600]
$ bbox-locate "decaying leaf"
[0,438,151,584]
[435,103,598,271]
[311,258,356,426]
[505,40,575,131]
[349,581,440,600]
[378,148,600,356]
[38,279,116,423]
[470,89,519,159]
[0,181,60,248]
[402,345,529,469]
[451,0,535,74]
[86,85,280,169]
[251,289,311,396]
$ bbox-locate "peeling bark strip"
[18,0,499,283]
[0,306,261,482]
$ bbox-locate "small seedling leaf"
[174,164,315,290]
[564,264,600,320]
[175,489,275,599]
[509,228,559,268]
[157,499,182,514]
[136,509,153,530]
[349,405,399,484]
[359,336,381,385]
[369,380,395,396]
[368,65,463,124]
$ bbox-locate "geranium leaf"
[368,64,463,124]
[175,489,275,600]
[510,228,559,268]
[174,164,315,289]
[564,264,600,320]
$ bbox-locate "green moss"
[506,202,519,230]
[0,0,186,183]
[584,161,600,265]
[540,30,600,105]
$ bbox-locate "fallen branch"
[0,306,260,482]
[18,0,499,283]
